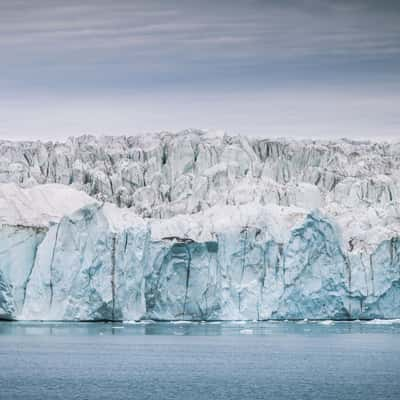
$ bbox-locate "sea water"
[0,320,399,400]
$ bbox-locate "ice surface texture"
[0,131,399,320]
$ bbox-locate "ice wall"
[7,202,400,321]
[0,132,399,320]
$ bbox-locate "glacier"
[0,130,399,321]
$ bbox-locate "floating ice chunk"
[319,320,335,325]
[365,319,400,325]
[170,320,195,324]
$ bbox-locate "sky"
[0,0,399,141]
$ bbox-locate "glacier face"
[1,130,399,217]
[0,131,400,321]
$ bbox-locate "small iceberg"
[365,319,400,325]
[123,320,155,325]
[170,320,195,324]
[319,320,335,325]
[240,329,254,335]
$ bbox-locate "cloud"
[1,1,399,59]
[0,1,399,138]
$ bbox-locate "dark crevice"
[182,243,192,318]
[239,226,248,313]
[369,254,375,296]
[111,234,117,321]
[49,223,61,307]
[344,255,352,318]
[22,240,42,309]
[161,145,168,166]
[124,233,128,254]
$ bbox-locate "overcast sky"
[1,0,399,140]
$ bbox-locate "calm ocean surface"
[1,320,399,400]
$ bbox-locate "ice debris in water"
[319,320,335,325]
[240,329,254,335]
[365,319,400,325]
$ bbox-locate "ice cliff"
[0,131,399,320]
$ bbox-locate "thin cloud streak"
[1,1,399,58]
